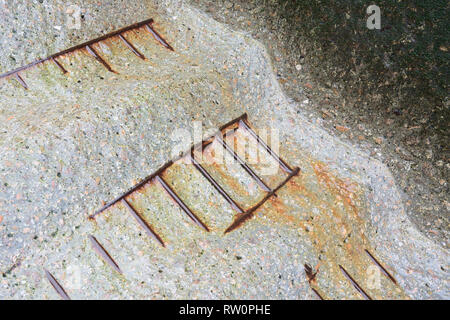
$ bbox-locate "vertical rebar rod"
[15,73,28,89]
[311,287,324,300]
[145,23,174,51]
[190,153,245,214]
[122,198,165,247]
[155,175,209,231]
[239,119,293,174]
[44,270,71,300]
[365,249,397,284]
[118,34,146,60]
[339,265,372,300]
[216,135,272,193]
[51,57,68,74]
[86,45,115,72]
[89,235,123,273]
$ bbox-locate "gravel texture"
[0,0,448,299]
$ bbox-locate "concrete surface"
[0,0,448,299]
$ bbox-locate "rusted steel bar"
[89,235,123,273]
[0,18,155,81]
[118,34,146,60]
[198,115,245,151]
[155,175,209,232]
[216,135,272,193]
[200,127,238,151]
[44,270,71,300]
[304,263,318,283]
[145,23,174,51]
[51,57,68,74]
[224,167,300,234]
[190,152,245,214]
[239,119,293,174]
[339,265,372,300]
[90,114,260,220]
[304,263,324,299]
[311,288,324,300]
[122,199,165,247]
[365,249,397,284]
[218,113,247,131]
[15,73,28,89]
[86,45,115,73]
[89,160,174,219]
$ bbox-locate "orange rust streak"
[224,167,299,233]
[313,162,359,215]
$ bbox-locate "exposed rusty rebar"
[86,45,115,73]
[339,265,372,300]
[122,199,165,247]
[91,113,299,237]
[224,167,300,234]
[155,175,209,232]
[89,235,123,274]
[0,18,157,82]
[365,249,397,284]
[118,34,146,60]
[190,152,245,214]
[44,270,71,300]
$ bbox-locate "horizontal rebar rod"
[224,167,300,234]
[89,160,174,219]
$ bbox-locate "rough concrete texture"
[189,0,449,248]
[0,0,448,299]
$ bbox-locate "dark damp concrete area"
[190,0,449,247]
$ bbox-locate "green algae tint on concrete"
[0,1,448,299]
